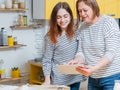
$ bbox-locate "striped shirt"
[42,33,85,85]
[77,15,120,78]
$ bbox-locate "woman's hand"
[67,59,79,65]
[42,75,50,85]
[76,65,94,77]
[43,81,50,85]
[76,56,111,77]
[67,55,84,65]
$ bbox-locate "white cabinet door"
[32,0,45,19]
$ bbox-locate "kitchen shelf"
[0,44,26,50]
[10,24,42,30]
[0,74,28,84]
[0,8,27,12]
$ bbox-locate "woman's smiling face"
[56,8,71,30]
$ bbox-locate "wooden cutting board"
[56,64,84,74]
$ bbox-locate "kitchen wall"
[0,0,47,77]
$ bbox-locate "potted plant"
[11,67,20,78]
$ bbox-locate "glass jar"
[0,0,5,8]
[5,0,12,8]
[18,14,24,26]
[13,3,18,9]
[12,0,18,4]
[0,4,5,9]
[23,15,27,26]
[18,0,25,9]
[14,37,17,45]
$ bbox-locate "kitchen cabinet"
[29,61,44,84]
[32,0,76,19]
[97,0,120,18]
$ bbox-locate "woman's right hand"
[67,55,84,65]
[67,59,79,65]
[43,81,50,85]
[42,75,50,85]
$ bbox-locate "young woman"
[42,2,85,90]
[68,0,120,90]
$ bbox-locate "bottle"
[0,30,3,46]
[14,37,17,45]
[0,59,6,79]
[1,27,8,46]
[23,15,27,26]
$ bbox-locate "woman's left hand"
[76,65,94,77]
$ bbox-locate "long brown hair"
[48,2,74,44]
[76,0,100,28]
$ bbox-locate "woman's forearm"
[43,75,50,85]
[92,56,111,72]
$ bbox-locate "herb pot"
[11,70,20,78]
